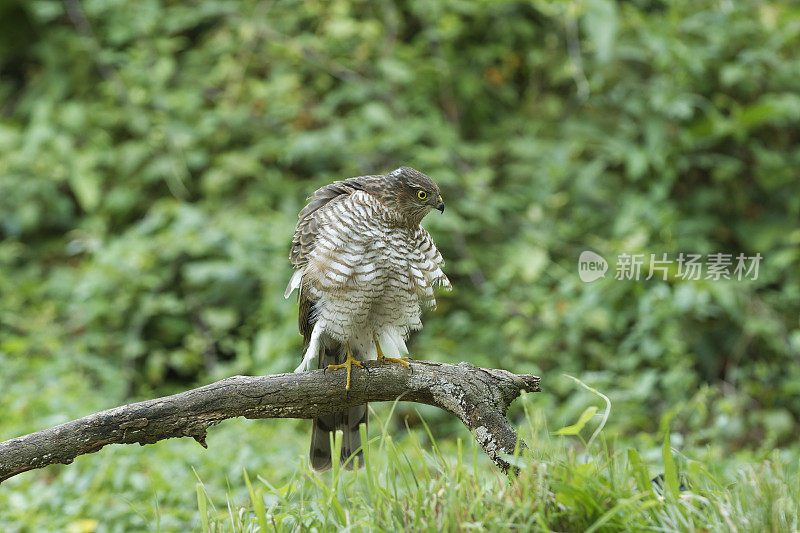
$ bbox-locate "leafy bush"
[1,0,798,450]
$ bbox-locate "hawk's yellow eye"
[417,190,428,200]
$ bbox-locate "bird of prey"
[285,167,451,471]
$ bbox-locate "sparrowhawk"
[285,167,451,471]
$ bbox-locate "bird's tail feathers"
[309,341,367,471]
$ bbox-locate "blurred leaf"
[555,406,598,436]
[662,432,680,499]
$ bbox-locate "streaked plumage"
[286,167,450,470]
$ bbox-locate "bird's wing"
[287,175,382,345]
[410,227,452,309]
[289,175,382,269]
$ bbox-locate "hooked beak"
[435,195,445,213]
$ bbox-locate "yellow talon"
[326,342,364,391]
[373,334,413,370]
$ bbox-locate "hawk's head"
[384,167,445,226]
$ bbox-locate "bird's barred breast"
[303,191,449,342]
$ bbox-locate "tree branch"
[0,361,540,483]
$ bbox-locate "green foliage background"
[1,0,799,529]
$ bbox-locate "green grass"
[2,362,799,532]
[194,399,800,532]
